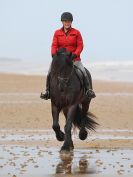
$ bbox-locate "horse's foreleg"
[61,105,77,152]
[63,108,74,150]
[51,103,64,141]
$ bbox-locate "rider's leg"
[74,61,96,98]
[40,65,51,100]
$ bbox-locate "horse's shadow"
[55,151,96,174]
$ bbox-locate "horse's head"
[52,48,73,70]
[51,48,74,92]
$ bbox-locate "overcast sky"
[0,0,133,62]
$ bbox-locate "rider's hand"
[52,54,57,58]
[71,53,77,60]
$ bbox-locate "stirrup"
[86,89,96,98]
[40,91,50,100]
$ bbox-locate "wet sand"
[1,145,133,176]
[0,129,133,148]
[0,73,133,176]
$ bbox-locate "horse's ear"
[66,52,73,66]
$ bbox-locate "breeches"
[74,61,87,77]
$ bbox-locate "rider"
[41,12,96,100]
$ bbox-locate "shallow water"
[1,59,133,82]
[0,129,133,176]
[0,145,133,176]
[1,128,133,144]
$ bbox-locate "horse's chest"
[51,92,73,107]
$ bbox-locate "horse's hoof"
[60,145,70,152]
[56,131,65,141]
[60,145,74,154]
[60,149,70,154]
[79,129,88,140]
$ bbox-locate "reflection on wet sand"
[56,152,73,174]
[0,145,133,176]
[56,151,96,175]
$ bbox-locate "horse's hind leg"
[51,102,64,141]
[79,99,91,140]
[61,105,77,152]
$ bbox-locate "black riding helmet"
[61,12,73,22]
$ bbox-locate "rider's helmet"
[61,12,73,22]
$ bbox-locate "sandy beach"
[0,73,133,130]
[0,73,133,176]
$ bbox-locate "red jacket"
[51,27,84,61]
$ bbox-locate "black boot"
[40,74,50,100]
[84,75,96,98]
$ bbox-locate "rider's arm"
[73,31,84,57]
[51,31,58,56]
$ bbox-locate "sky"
[0,0,133,63]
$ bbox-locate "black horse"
[48,48,98,152]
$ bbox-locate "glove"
[71,53,77,60]
[52,54,57,58]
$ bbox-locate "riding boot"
[84,75,96,98]
[40,74,50,100]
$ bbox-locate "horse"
[49,48,98,152]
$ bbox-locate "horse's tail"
[73,105,98,132]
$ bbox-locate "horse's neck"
[61,67,73,77]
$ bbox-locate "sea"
[0,58,133,82]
